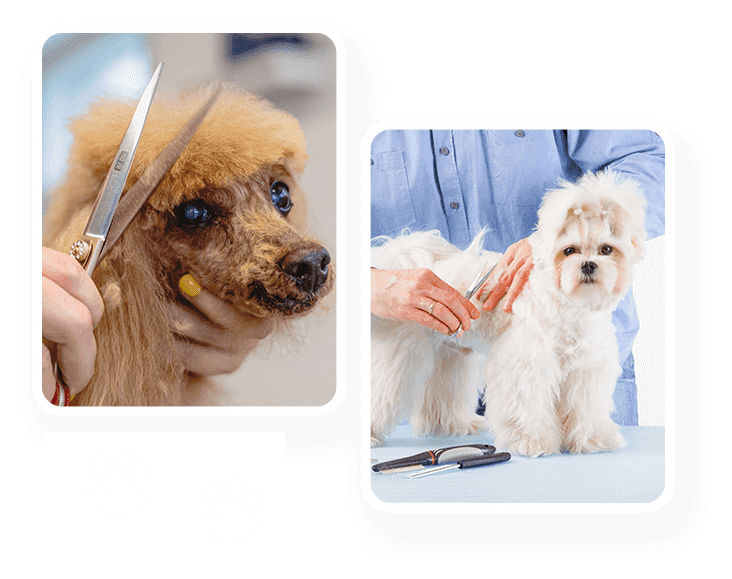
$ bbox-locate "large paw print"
[81,448,150,519]
[193,474,262,544]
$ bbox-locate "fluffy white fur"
[370,170,647,456]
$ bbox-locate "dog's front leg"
[483,341,563,457]
[559,356,625,454]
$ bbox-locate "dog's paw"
[461,416,490,436]
[564,427,625,454]
[370,435,383,448]
[503,434,561,458]
[414,416,489,438]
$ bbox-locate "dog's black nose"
[281,246,331,293]
[581,261,597,276]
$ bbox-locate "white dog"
[370,171,647,456]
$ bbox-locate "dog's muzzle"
[580,260,597,282]
[280,245,331,294]
[247,243,332,316]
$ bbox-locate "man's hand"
[478,237,533,312]
[371,268,480,336]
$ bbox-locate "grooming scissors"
[69,62,164,276]
[69,63,223,273]
[448,260,497,337]
[372,444,496,474]
[54,63,222,405]
[409,451,511,478]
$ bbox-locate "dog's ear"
[534,171,648,266]
[603,201,647,264]
[533,178,579,265]
[597,172,648,264]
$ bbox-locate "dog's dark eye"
[563,247,576,256]
[601,245,613,255]
[175,200,213,227]
[270,181,293,217]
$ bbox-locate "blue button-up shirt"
[370,130,665,424]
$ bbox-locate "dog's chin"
[562,274,620,312]
[245,280,323,318]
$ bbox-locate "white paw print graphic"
[82,450,150,517]
[194,475,260,543]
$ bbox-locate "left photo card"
[40,32,338,409]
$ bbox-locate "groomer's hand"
[42,247,105,402]
[477,237,533,313]
[169,274,275,376]
[371,268,480,336]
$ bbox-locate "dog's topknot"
[61,86,308,212]
[533,170,647,266]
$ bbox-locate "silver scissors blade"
[98,84,222,263]
[70,61,164,275]
[464,260,497,301]
[448,259,497,337]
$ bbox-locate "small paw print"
[82,450,149,517]
[194,475,260,543]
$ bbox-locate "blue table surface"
[369,424,665,504]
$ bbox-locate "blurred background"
[42,33,337,406]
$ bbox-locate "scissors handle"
[69,233,105,274]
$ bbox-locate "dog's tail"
[465,226,491,258]
[371,227,493,271]
[371,229,453,271]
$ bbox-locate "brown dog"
[43,87,334,406]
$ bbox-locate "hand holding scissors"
[44,62,223,404]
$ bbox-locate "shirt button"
[515,130,525,138]
[450,201,459,209]
[440,147,450,155]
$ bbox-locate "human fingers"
[424,285,481,333]
[42,275,97,396]
[498,239,534,312]
[426,272,481,323]
[171,274,275,377]
[42,247,104,328]
[478,242,520,306]
[371,268,475,334]
[177,274,275,341]
[481,239,533,311]
[501,261,532,312]
[412,294,464,335]
[165,299,275,357]
[480,271,510,311]
[172,340,260,376]
[397,268,480,332]
[480,257,520,311]
[42,343,58,402]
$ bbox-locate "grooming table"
[369,424,665,504]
